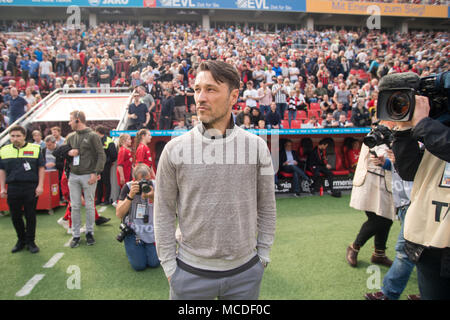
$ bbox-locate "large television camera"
[377,71,450,124]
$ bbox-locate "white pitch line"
[98,206,107,213]
[43,252,64,268]
[15,274,45,297]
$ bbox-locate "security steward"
[0,125,45,253]
[95,125,117,205]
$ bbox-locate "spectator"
[159,88,175,130]
[240,114,254,130]
[127,93,149,130]
[98,62,111,94]
[8,87,29,124]
[173,119,187,130]
[257,81,273,117]
[32,130,45,149]
[250,107,264,128]
[280,139,313,196]
[302,115,322,129]
[351,98,371,127]
[51,126,65,147]
[272,76,288,118]
[337,113,354,128]
[265,102,282,129]
[243,80,259,108]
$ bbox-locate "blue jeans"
[124,233,160,271]
[282,165,309,193]
[276,103,287,119]
[288,109,297,128]
[381,205,415,300]
[260,105,270,117]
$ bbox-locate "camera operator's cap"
[378,72,421,91]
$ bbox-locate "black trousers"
[354,211,393,250]
[312,165,334,192]
[7,186,38,244]
[416,248,450,300]
[96,163,112,203]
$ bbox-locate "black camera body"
[363,123,394,149]
[137,179,152,195]
[377,71,450,122]
[116,223,134,242]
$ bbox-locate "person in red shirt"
[116,133,133,188]
[134,129,156,179]
[346,140,361,173]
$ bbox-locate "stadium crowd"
[0,21,448,131]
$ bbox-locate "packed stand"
[0,22,448,130]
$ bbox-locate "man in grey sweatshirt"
[154,60,276,300]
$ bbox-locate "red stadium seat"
[332,146,350,176]
[279,171,293,178]
[291,120,302,129]
[309,102,320,111]
[284,110,289,120]
[281,120,290,128]
[297,111,307,123]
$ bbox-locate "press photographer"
[116,164,160,271]
[378,71,450,300]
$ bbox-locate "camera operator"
[392,95,450,300]
[115,164,160,271]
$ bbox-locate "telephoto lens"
[387,91,412,120]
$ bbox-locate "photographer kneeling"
[116,164,160,271]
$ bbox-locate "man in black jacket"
[280,140,313,196]
[307,138,338,195]
[159,88,175,130]
[392,95,450,300]
[95,125,117,205]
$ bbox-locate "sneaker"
[27,242,40,254]
[112,201,118,208]
[67,228,72,235]
[294,193,301,197]
[11,241,26,253]
[57,217,69,230]
[364,291,389,300]
[407,294,421,300]
[70,237,81,248]
[86,232,95,246]
[95,216,111,226]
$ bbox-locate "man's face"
[68,115,79,131]
[10,88,18,98]
[194,71,238,126]
[285,142,292,151]
[45,140,56,150]
[10,130,26,148]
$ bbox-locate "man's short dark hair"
[9,125,26,136]
[95,125,108,135]
[196,60,240,92]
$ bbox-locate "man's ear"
[230,88,239,106]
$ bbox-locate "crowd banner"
[0,0,307,10]
[110,128,371,137]
[306,0,448,18]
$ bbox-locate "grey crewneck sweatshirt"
[154,123,276,278]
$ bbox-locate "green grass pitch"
[0,194,419,300]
